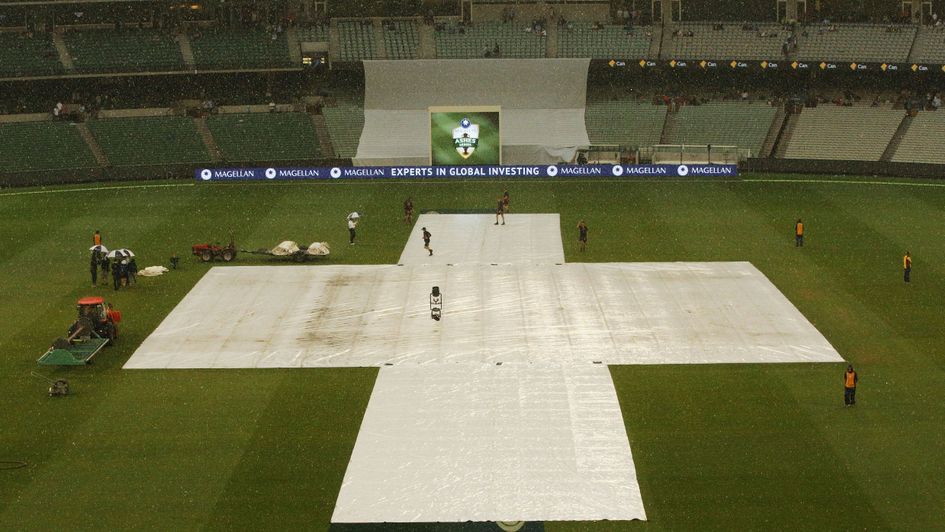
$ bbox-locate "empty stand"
[796,24,915,63]
[189,29,292,69]
[910,27,945,63]
[782,106,904,161]
[0,121,97,171]
[663,23,790,60]
[384,20,420,59]
[435,22,546,58]
[296,25,330,43]
[667,102,777,155]
[87,116,210,166]
[338,20,377,61]
[584,99,666,149]
[891,111,945,165]
[322,100,365,158]
[0,32,64,77]
[63,29,183,72]
[557,23,652,59]
[207,113,322,162]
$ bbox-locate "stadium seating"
[63,29,183,72]
[0,32,63,77]
[322,100,364,158]
[338,20,378,61]
[384,20,420,59]
[667,102,777,155]
[435,22,547,58]
[783,106,904,161]
[662,23,790,60]
[891,111,945,165]
[296,25,330,43]
[584,99,666,149]
[0,121,97,171]
[910,27,945,64]
[796,24,915,63]
[87,116,210,166]
[557,23,653,59]
[208,113,321,162]
[190,30,292,69]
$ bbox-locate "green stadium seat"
[558,23,653,59]
[910,27,945,64]
[208,113,321,162]
[0,121,97,172]
[435,22,546,59]
[322,100,364,158]
[338,20,377,61]
[783,106,904,161]
[891,111,945,165]
[64,28,183,73]
[667,102,777,155]
[190,29,292,69]
[584,99,666,149]
[87,116,210,166]
[796,24,915,63]
[663,22,790,61]
[0,32,63,77]
[296,25,330,43]
[384,20,420,59]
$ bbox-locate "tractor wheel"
[221,249,235,262]
[200,249,213,262]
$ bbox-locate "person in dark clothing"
[101,254,110,278]
[404,197,414,225]
[844,364,858,406]
[577,220,589,252]
[112,260,123,291]
[127,258,138,285]
[903,252,912,282]
[422,227,433,256]
[90,252,99,287]
[494,197,505,225]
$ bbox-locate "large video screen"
[429,107,501,166]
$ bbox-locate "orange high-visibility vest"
[904,255,911,269]
[93,233,102,246]
[845,371,857,388]
[796,222,804,236]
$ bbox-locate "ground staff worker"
[795,219,804,247]
[844,365,858,406]
[903,252,911,283]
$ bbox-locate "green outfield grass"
[1,175,944,531]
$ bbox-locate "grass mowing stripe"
[0,182,196,197]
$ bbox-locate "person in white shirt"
[347,212,359,244]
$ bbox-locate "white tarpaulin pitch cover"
[331,364,645,523]
[399,214,565,265]
[123,262,841,369]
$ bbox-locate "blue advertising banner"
[195,164,738,182]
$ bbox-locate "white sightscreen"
[353,59,591,166]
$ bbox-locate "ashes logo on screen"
[452,117,480,159]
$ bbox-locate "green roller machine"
[38,297,120,366]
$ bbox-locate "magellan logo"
[265,168,276,179]
[200,169,212,180]
[452,117,480,159]
[546,165,558,177]
[612,165,624,177]
[330,167,342,178]
[677,164,690,176]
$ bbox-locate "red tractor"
[192,239,237,263]
[69,296,120,342]
[38,297,121,365]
